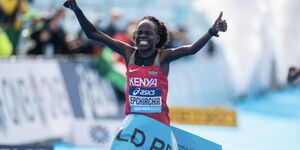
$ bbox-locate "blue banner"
[110,114,221,150]
[171,126,222,150]
[59,61,123,119]
[111,114,177,150]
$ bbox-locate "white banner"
[0,59,73,144]
[71,119,122,148]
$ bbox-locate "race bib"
[129,87,162,113]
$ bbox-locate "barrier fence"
[0,58,122,147]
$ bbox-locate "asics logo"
[132,87,156,96]
[133,88,141,95]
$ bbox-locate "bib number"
[129,87,162,113]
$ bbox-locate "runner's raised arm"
[161,11,227,63]
[63,0,134,61]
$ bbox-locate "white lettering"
[140,89,155,96]
[76,65,119,119]
[129,78,157,87]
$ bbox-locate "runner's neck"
[135,49,158,66]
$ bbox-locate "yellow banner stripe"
[169,107,237,127]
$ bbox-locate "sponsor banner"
[71,119,122,148]
[111,114,221,150]
[59,61,124,148]
[0,59,73,144]
[170,107,237,126]
[58,61,122,119]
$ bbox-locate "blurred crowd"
[0,0,218,101]
[0,0,196,58]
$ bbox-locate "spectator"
[0,0,28,55]
[0,27,13,57]
[103,8,124,37]
[27,8,71,56]
[70,16,105,55]
[171,26,190,47]
[288,67,300,84]
[207,41,216,57]
[112,21,136,65]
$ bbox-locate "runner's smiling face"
[134,20,160,52]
